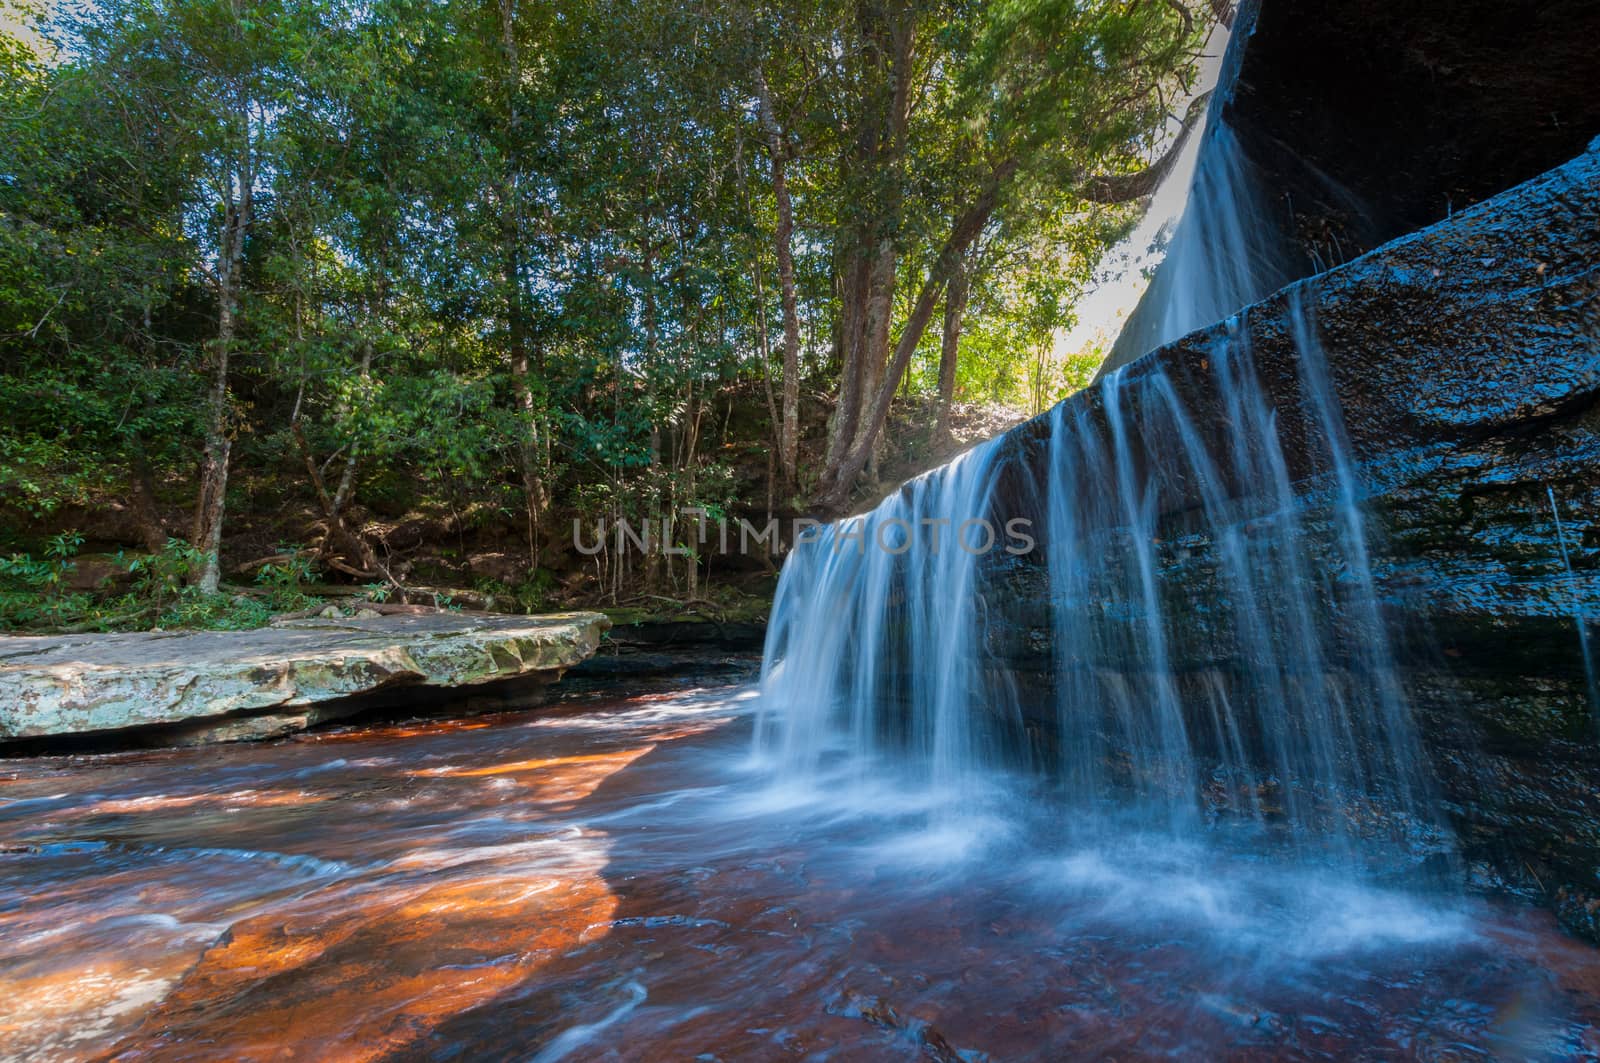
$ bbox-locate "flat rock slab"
[0,612,610,744]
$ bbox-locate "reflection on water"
[2,682,1597,1061]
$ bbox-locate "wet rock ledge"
[0,612,610,749]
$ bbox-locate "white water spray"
[759,278,1444,865]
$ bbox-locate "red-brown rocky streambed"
[2,679,1597,1061]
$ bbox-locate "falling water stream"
[761,287,1439,864]
[1091,10,1298,375]
[1120,119,1294,356]
[1548,485,1600,718]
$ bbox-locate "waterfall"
[756,439,1025,795]
[1093,0,1299,375]
[758,280,1443,862]
[1101,119,1295,374]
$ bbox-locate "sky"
[1,1,53,57]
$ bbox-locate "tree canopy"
[0,0,1214,615]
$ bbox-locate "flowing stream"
[3,682,1599,1060]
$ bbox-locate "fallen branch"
[233,553,294,575]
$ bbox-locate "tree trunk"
[499,0,546,572]
[331,337,372,516]
[751,252,784,482]
[804,0,1210,512]
[1081,89,1212,204]
[827,246,871,471]
[852,10,912,462]
[191,81,253,594]
[507,249,546,570]
[814,164,1011,512]
[641,227,662,590]
[753,65,802,490]
[934,253,970,445]
[856,237,897,464]
[819,2,916,491]
[812,88,1200,514]
[192,248,234,593]
[331,267,382,518]
[682,381,702,599]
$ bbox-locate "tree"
[0,3,208,546]
[809,0,1211,511]
[75,0,309,590]
[753,63,803,489]
[0,0,1220,618]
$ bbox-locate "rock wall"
[980,145,1600,935]
[1105,0,1600,371]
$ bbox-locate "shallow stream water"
[2,680,1598,1061]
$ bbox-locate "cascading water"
[1121,120,1293,356]
[757,440,1025,795]
[758,279,1445,865]
[1092,9,1298,375]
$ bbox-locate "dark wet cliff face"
[978,146,1600,939]
[1058,0,1600,937]
[1106,0,1600,371]
[1234,0,1600,264]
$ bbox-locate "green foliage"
[0,535,309,632]
[254,547,320,611]
[123,539,208,618]
[0,532,90,627]
[154,591,275,631]
[473,568,557,614]
[0,0,1208,615]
